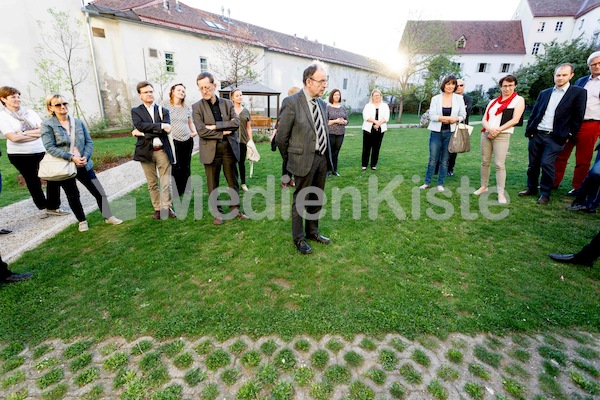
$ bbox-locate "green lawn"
[0,137,134,207]
[1,126,599,345]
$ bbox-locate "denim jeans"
[424,130,451,185]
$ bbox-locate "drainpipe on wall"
[81,2,105,119]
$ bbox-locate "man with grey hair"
[519,63,587,204]
[277,61,333,254]
[553,51,600,195]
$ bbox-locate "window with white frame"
[593,31,600,46]
[580,19,585,29]
[555,21,563,32]
[199,57,208,73]
[537,22,545,32]
[165,52,175,73]
[477,63,489,73]
[532,43,541,55]
[343,78,348,90]
[148,48,158,58]
[456,36,466,49]
[500,63,513,73]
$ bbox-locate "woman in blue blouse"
[420,75,466,192]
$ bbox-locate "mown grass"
[0,125,599,345]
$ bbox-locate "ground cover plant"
[0,125,598,346]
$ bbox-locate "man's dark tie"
[311,99,327,155]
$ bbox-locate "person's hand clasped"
[72,156,87,167]
[162,123,172,133]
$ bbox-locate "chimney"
[163,0,169,10]
[175,0,182,12]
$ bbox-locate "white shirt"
[584,76,600,121]
[144,103,164,148]
[538,83,570,131]
[303,88,326,152]
[0,108,45,154]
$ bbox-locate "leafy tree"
[514,37,595,103]
[32,8,90,123]
[147,59,174,102]
[394,18,456,121]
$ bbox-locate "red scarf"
[484,92,518,122]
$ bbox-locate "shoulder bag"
[38,116,77,181]
[448,123,473,154]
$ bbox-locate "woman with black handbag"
[475,75,525,204]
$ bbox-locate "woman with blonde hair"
[41,94,122,231]
[231,88,252,191]
[361,89,390,171]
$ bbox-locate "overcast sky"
[186,0,523,65]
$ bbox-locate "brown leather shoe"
[537,195,550,204]
[213,217,223,225]
[152,210,161,220]
[168,209,177,218]
[236,212,249,220]
[518,189,538,196]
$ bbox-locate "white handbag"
[38,116,77,181]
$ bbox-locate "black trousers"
[527,133,564,196]
[362,129,384,168]
[172,138,194,196]
[76,167,112,219]
[56,177,86,222]
[204,140,240,214]
[8,152,61,210]
[329,134,344,172]
[238,142,248,185]
[291,152,327,242]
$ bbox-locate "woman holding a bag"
[420,75,466,192]
[0,86,66,218]
[41,94,122,232]
[231,88,253,192]
[475,75,524,204]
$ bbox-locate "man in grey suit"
[192,72,249,225]
[277,61,333,254]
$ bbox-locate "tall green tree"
[514,37,595,103]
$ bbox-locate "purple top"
[326,104,348,136]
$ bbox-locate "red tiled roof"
[400,20,526,55]
[526,0,600,17]
[86,0,385,73]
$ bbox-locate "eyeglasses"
[140,90,154,94]
[457,84,464,87]
[310,78,328,86]
[501,84,516,88]
[590,62,600,68]
[52,102,68,107]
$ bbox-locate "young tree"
[212,27,264,88]
[32,8,90,123]
[147,58,174,102]
[394,18,456,122]
[515,37,595,103]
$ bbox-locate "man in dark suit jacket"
[553,51,600,195]
[131,81,176,220]
[192,72,248,225]
[519,63,587,204]
[276,61,333,254]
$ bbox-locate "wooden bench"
[250,114,273,133]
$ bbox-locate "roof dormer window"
[456,35,466,49]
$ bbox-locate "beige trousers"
[140,150,172,211]
[480,132,511,195]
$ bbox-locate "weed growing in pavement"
[502,376,527,399]
[364,368,386,385]
[446,348,463,364]
[311,350,329,370]
[274,348,296,371]
[103,352,128,372]
[183,367,206,386]
[344,350,364,367]
[205,349,230,370]
[411,348,431,367]
[389,381,407,398]
[63,341,92,359]
[236,378,262,399]
[428,379,449,399]
[399,363,422,384]
[294,339,310,352]
[359,338,377,351]
[437,365,460,381]
[160,340,184,357]
[468,362,491,380]
[293,366,314,386]
[325,338,344,353]
[70,353,92,372]
[464,382,485,400]
[241,350,261,368]
[260,339,278,356]
[324,364,351,385]
[349,380,375,399]
[220,367,241,385]
[474,344,502,368]
[173,352,193,369]
[538,345,566,365]
[74,366,100,386]
[379,348,398,370]
[228,339,247,355]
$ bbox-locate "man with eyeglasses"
[519,63,587,204]
[192,72,248,225]
[276,61,333,254]
[553,51,600,196]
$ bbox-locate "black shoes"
[1,272,33,283]
[307,234,331,245]
[566,204,596,213]
[518,189,538,196]
[537,195,550,205]
[548,253,593,267]
[0,228,12,235]
[567,189,578,196]
[295,240,313,254]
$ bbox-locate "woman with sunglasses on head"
[41,94,122,232]
[161,83,197,196]
[231,88,252,191]
[0,86,66,218]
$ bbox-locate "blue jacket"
[41,115,94,170]
[575,75,600,99]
